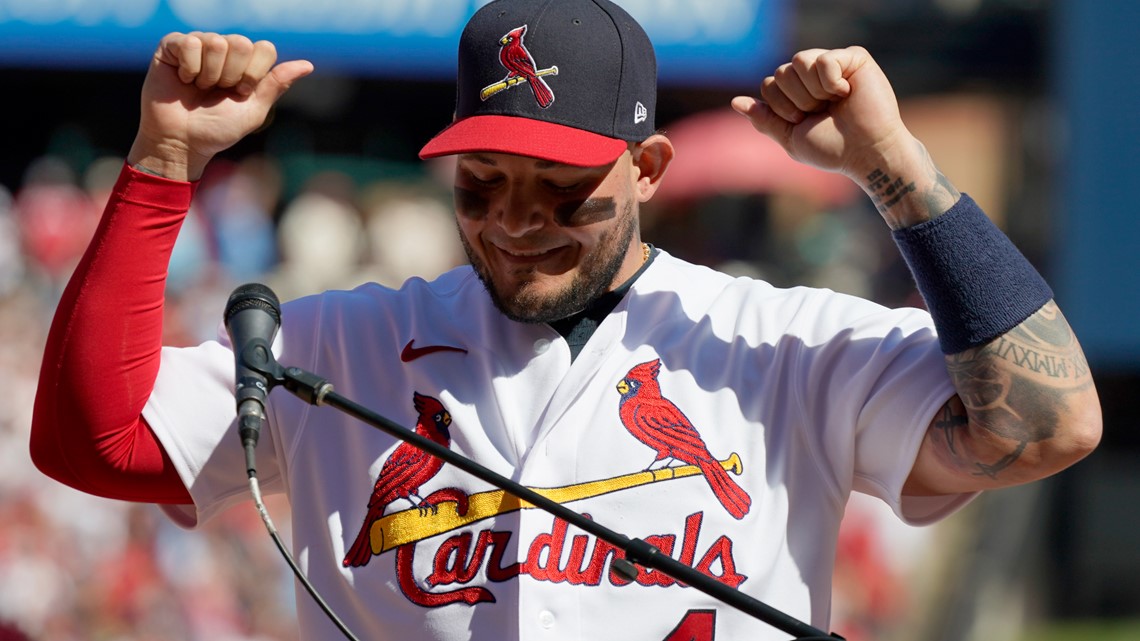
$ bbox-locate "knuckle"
[253,40,278,58]
[200,33,229,53]
[759,76,780,98]
[226,34,255,55]
[790,51,815,69]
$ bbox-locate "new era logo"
[634,101,648,124]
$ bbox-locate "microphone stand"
[239,342,845,641]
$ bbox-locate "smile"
[494,245,568,265]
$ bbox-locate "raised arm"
[731,46,1102,495]
[29,33,312,501]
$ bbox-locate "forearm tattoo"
[937,302,1092,480]
[866,168,916,214]
[866,141,961,227]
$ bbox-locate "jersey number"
[661,609,716,641]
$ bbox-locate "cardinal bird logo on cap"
[480,24,558,107]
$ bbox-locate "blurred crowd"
[0,146,467,641]
[0,134,955,640]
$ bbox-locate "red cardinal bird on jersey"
[616,359,751,520]
[343,392,452,568]
[496,25,555,108]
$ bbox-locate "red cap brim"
[419,115,629,167]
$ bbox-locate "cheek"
[554,196,618,227]
[454,216,481,253]
[455,187,489,221]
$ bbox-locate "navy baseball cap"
[419,0,658,167]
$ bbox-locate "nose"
[493,184,547,237]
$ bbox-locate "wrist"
[850,135,961,229]
[127,136,207,182]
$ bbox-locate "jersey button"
[538,610,555,629]
[533,338,551,354]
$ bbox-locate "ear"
[631,134,674,203]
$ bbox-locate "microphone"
[224,283,282,450]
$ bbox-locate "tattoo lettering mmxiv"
[940,302,1090,481]
[991,303,1091,382]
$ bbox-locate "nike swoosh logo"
[400,339,469,362]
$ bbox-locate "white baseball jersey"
[144,249,972,641]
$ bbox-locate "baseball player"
[30,0,1101,639]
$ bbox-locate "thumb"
[256,59,315,103]
[731,96,793,149]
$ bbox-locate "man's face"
[453,150,644,323]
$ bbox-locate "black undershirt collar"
[548,244,657,361]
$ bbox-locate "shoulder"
[282,266,480,314]
[638,250,935,342]
[273,267,487,346]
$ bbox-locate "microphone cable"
[245,441,362,641]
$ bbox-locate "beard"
[461,199,637,324]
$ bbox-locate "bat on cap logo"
[480,24,557,106]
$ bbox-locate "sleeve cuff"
[116,162,200,211]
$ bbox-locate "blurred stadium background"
[1,1,1137,640]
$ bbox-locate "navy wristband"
[892,194,1054,354]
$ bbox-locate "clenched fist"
[128,32,314,181]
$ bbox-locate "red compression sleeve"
[30,164,196,503]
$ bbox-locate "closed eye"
[456,164,502,189]
[544,180,586,193]
[467,173,501,188]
